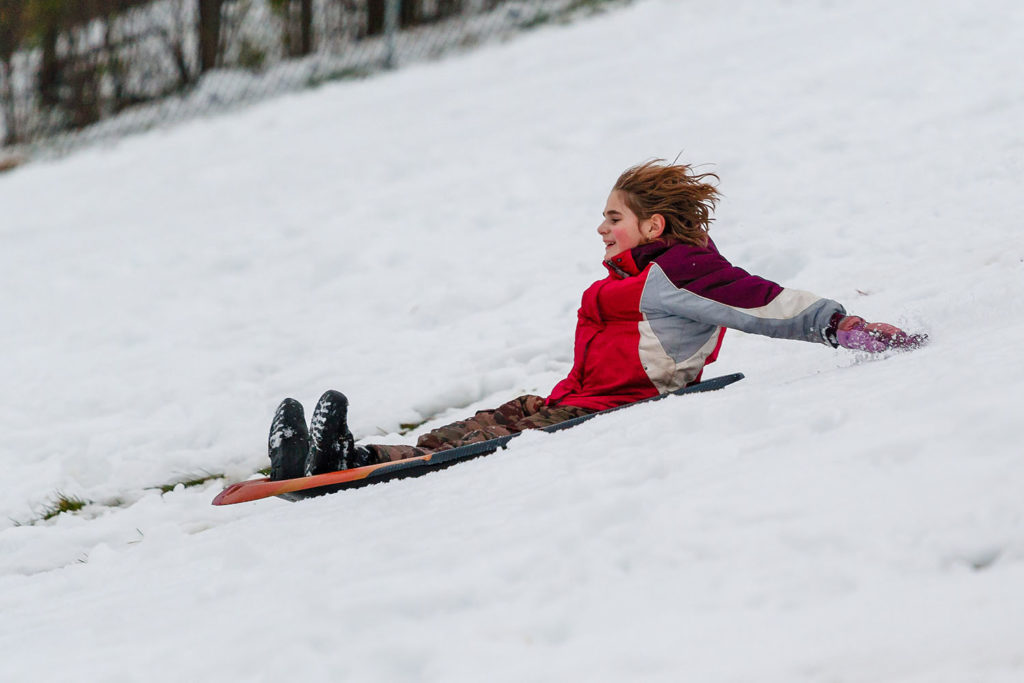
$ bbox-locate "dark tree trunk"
[0,0,24,58]
[437,0,461,19]
[0,60,14,145]
[198,0,224,73]
[39,23,62,107]
[300,0,313,55]
[367,0,385,37]
[0,0,24,144]
[401,0,418,28]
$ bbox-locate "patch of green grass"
[399,420,428,435]
[519,9,554,29]
[307,65,376,88]
[39,492,90,521]
[150,471,223,494]
[567,0,627,11]
[16,470,228,526]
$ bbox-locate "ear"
[646,214,666,240]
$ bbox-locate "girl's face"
[598,190,662,260]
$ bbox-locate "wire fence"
[0,0,620,163]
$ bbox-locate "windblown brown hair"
[613,160,720,247]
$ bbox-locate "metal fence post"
[384,0,400,69]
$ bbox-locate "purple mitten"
[833,315,926,352]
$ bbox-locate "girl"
[267,160,925,480]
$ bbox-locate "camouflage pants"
[369,395,593,463]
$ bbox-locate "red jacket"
[546,239,844,411]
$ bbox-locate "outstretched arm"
[646,242,925,352]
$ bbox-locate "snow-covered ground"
[2,0,1023,679]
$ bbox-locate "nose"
[597,221,609,235]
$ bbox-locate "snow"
[1,0,1023,680]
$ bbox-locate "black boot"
[268,398,310,481]
[306,390,381,475]
[306,390,357,475]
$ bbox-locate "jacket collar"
[602,240,674,279]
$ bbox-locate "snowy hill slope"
[1,0,1023,680]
